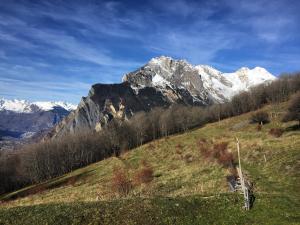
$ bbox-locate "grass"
[0,102,299,224]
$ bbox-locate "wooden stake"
[236,137,250,210]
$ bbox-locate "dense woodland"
[0,73,299,195]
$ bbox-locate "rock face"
[49,82,182,138]
[123,57,212,105]
[49,56,276,138]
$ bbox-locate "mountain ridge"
[123,56,276,102]
[0,98,77,113]
[48,56,276,138]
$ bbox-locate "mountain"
[123,56,276,103]
[49,56,276,138]
[0,99,76,150]
[48,82,175,138]
[0,99,76,113]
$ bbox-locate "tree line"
[0,73,299,195]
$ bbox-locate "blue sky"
[0,0,299,104]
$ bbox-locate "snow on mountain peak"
[0,99,32,113]
[0,98,77,113]
[123,56,277,103]
[149,55,173,64]
[33,101,77,111]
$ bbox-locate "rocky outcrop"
[49,82,183,138]
[123,56,212,105]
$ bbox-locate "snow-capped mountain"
[48,56,277,139]
[0,99,76,149]
[0,99,77,113]
[197,65,276,102]
[123,56,276,103]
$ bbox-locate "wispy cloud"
[225,0,299,43]
[0,0,299,103]
[0,77,90,103]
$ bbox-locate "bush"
[199,141,234,168]
[250,111,270,124]
[256,124,262,131]
[134,164,154,185]
[147,143,155,151]
[176,143,183,149]
[198,139,210,159]
[211,142,234,167]
[111,167,132,196]
[269,128,284,137]
[183,154,194,163]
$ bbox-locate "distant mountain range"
[48,56,276,138]
[0,99,76,150]
[0,99,76,113]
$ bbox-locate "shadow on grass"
[0,194,298,225]
[285,124,300,132]
[1,169,96,202]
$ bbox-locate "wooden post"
[236,137,250,210]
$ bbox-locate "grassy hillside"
[0,102,299,225]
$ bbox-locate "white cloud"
[0,0,298,103]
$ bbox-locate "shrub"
[199,141,235,168]
[212,142,228,153]
[256,124,262,131]
[183,154,193,163]
[250,111,270,124]
[176,143,183,149]
[269,128,284,137]
[111,167,132,196]
[147,143,155,151]
[198,141,210,159]
[217,151,234,167]
[176,149,182,155]
[175,143,183,155]
[211,142,233,167]
[134,164,154,185]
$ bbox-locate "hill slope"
[0,102,299,225]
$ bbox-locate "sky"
[0,0,299,104]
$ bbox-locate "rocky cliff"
[49,82,188,138]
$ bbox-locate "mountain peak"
[123,57,276,103]
[148,56,192,68]
[149,55,174,62]
[236,67,250,72]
